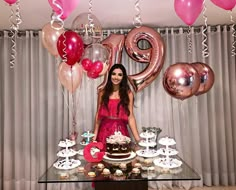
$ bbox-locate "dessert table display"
[40,131,199,190]
[53,139,81,170]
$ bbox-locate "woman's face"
[111,68,123,85]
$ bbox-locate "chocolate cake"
[106,131,132,158]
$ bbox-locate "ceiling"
[0,0,235,30]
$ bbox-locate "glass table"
[38,152,200,190]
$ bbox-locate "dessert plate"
[136,149,159,158]
[53,159,81,170]
[153,157,182,169]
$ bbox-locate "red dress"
[97,99,130,150]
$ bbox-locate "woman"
[93,64,140,149]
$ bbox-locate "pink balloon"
[81,58,93,71]
[87,70,99,79]
[191,62,215,95]
[174,0,204,26]
[42,22,64,57]
[57,30,84,66]
[163,63,200,100]
[92,61,104,74]
[48,0,80,20]
[4,0,17,5]
[211,0,236,10]
[58,62,83,93]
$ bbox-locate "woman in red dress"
[93,64,140,150]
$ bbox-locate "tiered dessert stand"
[78,131,99,156]
[136,130,159,158]
[53,139,81,170]
[80,131,95,146]
[153,137,182,169]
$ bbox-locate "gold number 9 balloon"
[125,26,165,92]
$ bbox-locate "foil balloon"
[58,62,83,93]
[48,0,80,20]
[42,22,64,57]
[57,30,84,66]
[211,0,236,10]
[174,0,204,26]
[97,34,125,92]
[81,43,109,79]
[163,63,200,100]
[72,12,103,46]
[125,26,165,92]
[191,62,215,95]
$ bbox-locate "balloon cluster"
[81,43,109,79]
[163,62,215,100]
[174,0,236,26]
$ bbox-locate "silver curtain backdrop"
[0,25,235,190]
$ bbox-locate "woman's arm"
[128,91,141,143]
[93,91,103,141]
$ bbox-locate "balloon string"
[9,30,17,69]
[62,32,67,63]
[8,1,22,69]
[133,0,142,28]
[87,0,95,38]
[187,26,192,54]
[70,66,77,135]
[51,0,64,30]
[230,12,236,57]
[202,0,209,58]
[15,0,22,30]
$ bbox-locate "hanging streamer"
[133,0,142,28]
[187,26,193,54]
[201,0,209,58]
[230,12,236,57]
[50,0,64,30]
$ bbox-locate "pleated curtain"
[0,25,235,190]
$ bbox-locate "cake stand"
[153,137,182,169]
[53,139,81,170]
[80,131,95,146]
[136,131,159,158]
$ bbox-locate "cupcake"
[102,168,111,176]
[134,162,142,168]
[97,163,105,170]
[132,167,140,174]
[114,169,123,176]
[77,166,85,173]
[119,163,127,171]
[88,171,96,177]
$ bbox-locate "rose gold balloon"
[163,63,200,100]
[97,34,125,91]
[42,22,64,57]
[191,62,215,95]
[125,26,165,92]
[58,62,83,93]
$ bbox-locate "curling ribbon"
[50,0,64,30]
[133,0,142,28]
[201,0,209,58]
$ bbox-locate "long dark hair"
[102,64,131,116]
